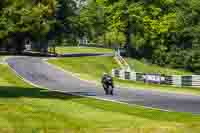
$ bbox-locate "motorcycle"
[102,76,114,95]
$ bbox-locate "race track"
[6,56,200,114]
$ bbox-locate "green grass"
[48,56,200,96]
[0,57,198,132]
[126,58,192,75]
[54,46,114,54]
[0,63,200,132]
[48,56,119,81]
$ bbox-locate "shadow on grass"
[0,86,82,100]
[1,87,200,123]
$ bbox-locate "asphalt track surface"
[6,56,200,114]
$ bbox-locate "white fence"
[112,69,200,88]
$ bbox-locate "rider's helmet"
[103,72,109,77]
[103,72,108,76]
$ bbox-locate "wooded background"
[0,0,199,73]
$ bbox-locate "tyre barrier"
[112,69,200,88]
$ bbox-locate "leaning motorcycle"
[103,77,114,95]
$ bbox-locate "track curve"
[6,56,200,114]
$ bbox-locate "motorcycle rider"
[101,72,114,95]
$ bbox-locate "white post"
[172,75,182,87]
[192,75,200,87]
[78,39,80,47]
[119,69,125,80]
[112,69,115,77]
[130,72,137,81]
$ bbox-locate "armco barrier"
[112,69,200,88]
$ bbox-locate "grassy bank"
[48,56,200,95]
[54,46,113,54]
[49,56,119,81]
[0,58,200,132]
[126,58,192,75]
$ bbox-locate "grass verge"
[54,46,114,55]
[48,56,119,81]
[126,58,192,75]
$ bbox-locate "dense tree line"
[79,0,200,73]
[0,0,199,73]
[0,0,77,52]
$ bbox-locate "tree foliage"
[78,0,200,73]
[0,0,77,51]
[0,0,199,73]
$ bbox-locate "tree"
[79,0,200,73]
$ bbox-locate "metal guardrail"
[112,69,200,88]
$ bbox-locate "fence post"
[172,75,182,87]
[112,69,115,77]
[130,72,137,81]
[192,75,200,87]
[119,69,125,80]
